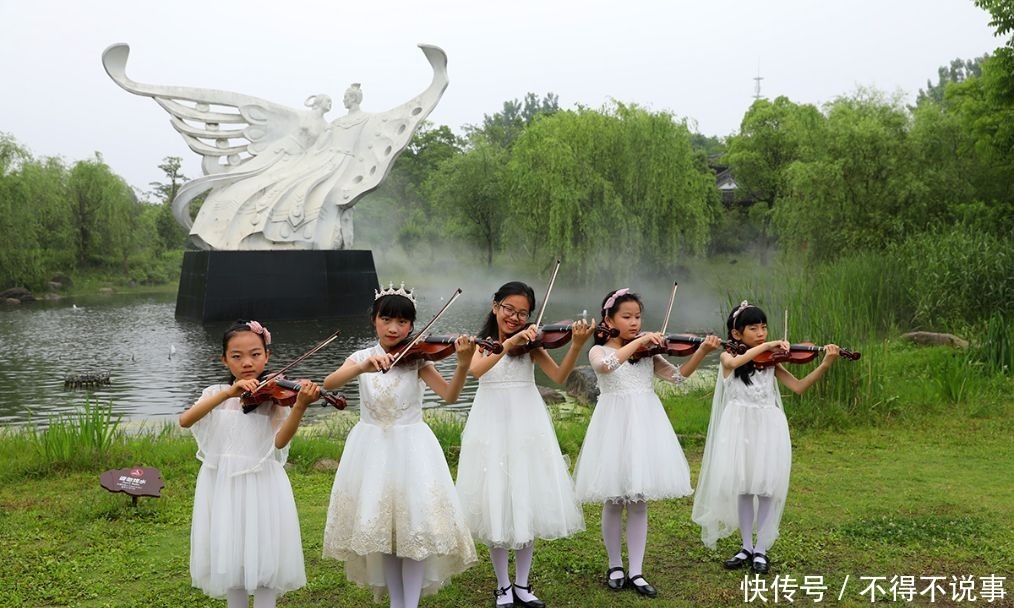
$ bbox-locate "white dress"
[692,366,791,550]
[322,345,477,600]
[455,352,585,548]
[188,386,306,598]
[573,346,694,503]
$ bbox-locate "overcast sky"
[0,0,1001,193]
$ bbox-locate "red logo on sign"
[130,468,144,477]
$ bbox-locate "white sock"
[737,494,756,553]
[252,587,276,608]
[602,501,624,576]
[401,558,425,608]
[490,547,514,605]
[514,542,539,602]
[626,501,648,581]
[383,554,406,608]
[226,588,248,608]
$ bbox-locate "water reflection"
[0,287,724,427]
[0,292,544,426]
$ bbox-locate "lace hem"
[323,483,476,563]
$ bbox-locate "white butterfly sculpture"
[102,43,448,250]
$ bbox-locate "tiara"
[374,282,416,303]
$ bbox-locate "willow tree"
[506,103,717,279]
[423,140,508,266]
[774,90,922,259]
[68,154,142,272]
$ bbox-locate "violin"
[241,374,348,412]
[507,321,616,356]
[390,335,503,364]
[752,343,861,369]
[630,333,746,361]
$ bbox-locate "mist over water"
[0,255,735,427]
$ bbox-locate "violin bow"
[532,259,562,328]
[784,309,789,342]
[659,281,678,334]
[252,328,342,393]
[386,288,463,371]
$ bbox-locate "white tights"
[489,543,538,605]
[602,500,649,581]
[382,554,425,608]
[226,587,276,608]
[737,494,775,554]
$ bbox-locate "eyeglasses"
[496,302,530,321]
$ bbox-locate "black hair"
[222,319,270,354]
[595,289,643,346]
[478,281,536,340]
[221,319,270,383]
[371,294,417,324]
[726,304,767,385]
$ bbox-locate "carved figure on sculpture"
[102,44,448,250]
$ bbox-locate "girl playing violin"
[573,288,719,598]
[321,285,477,608]
[692,301,840,575]
[179,319,319,608]
[456,281,591,608]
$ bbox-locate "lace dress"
[692,366,791,550]
[455,352,585,548]
[322,345,476,600]
[188,386,306,598]
[572,345,693,503]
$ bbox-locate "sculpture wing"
[325,44,449,211]
[102,43,304,177]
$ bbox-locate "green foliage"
[916,56,987,106]
[467,92,560,148]
[889,226,1011,328]
[0,136,190,291]
[25,400,123,470]
[968,312,1012,375]
[725,96,823,209]
[423,140,509,266]
[507,103,718,279]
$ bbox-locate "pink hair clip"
[603,288,630,312]
[246,320,272,346]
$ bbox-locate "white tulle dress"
[322,345,477,600]
[188,385,306,598]
[573,346,694,503]
[455,352,585,548]
[692,366,791,550]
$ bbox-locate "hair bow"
[246,320,272,346]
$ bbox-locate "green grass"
[1,339,1011,607]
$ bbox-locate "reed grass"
[25,399,123,469]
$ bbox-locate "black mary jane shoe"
[605,566,627,591]
[628,574,658,598]
[512,583,546,608]
[493,585,514,608]
[751,553,770,575]
[723,548,753,570]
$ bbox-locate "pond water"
[0,285,725,427]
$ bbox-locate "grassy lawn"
[2,340,1011,607]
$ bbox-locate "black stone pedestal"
[175,250,379,322]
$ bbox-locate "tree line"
[2,0,1011,293]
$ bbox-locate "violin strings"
[253,329,341,392]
